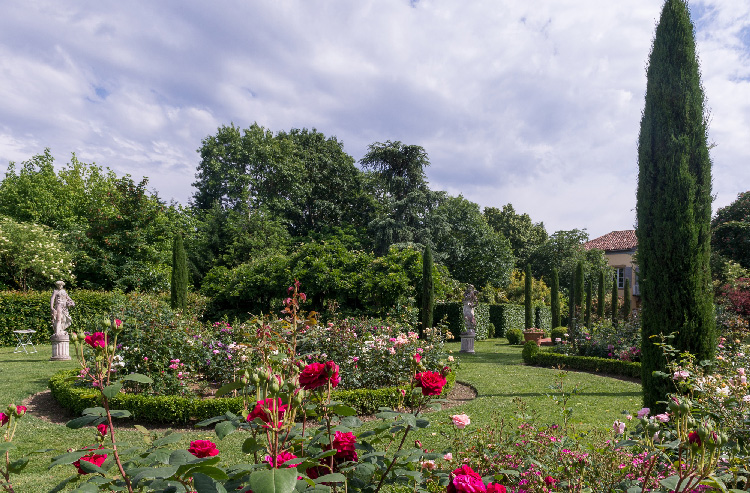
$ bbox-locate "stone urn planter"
[523,329,545,346]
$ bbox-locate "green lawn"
[0,340,642,491]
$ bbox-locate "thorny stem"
[102,396,133,493]
[374,424,412,493]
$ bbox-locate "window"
[614,268,625,289]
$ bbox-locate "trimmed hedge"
[487,304,524,338]
[434,302,491,340]
[522,350,641,379]
[49,370,457,424]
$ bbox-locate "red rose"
[97,423,109,437]
[188,439,219,458]
[14,405,26,417]
[73,451,108,474]
[486,484,506,493]
[332,431,357,462]
[299,361,340,390]
[448,465,486,493]
[265,451,298,468]
[247,398,287,425]
[415,371,446,396]
[688,431,702,447]
[85,332,107,349]
[544,476,556,486]
[0,413,8,426]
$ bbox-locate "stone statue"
[51,280,75,336]
[462,284,477,333]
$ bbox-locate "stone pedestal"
[460,330,475,354]
[50,332,71,361]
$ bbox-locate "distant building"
[584,230,640,310]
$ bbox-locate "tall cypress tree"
[611,273,618,325]
[524,264,533,329]
[551,268,560,329]
[585,281,592,329]
[568,277,575,332]
[623,278,632,321]
[637,0,715,408]
[170,233,188,311]
[597,270,606,319]
[574,261,584,316]
[421,245,434,332]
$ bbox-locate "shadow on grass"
[457,352,521,365]
[478,389,642,398]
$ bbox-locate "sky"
[1,1,748,241]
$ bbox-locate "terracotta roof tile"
[584,230,637,251]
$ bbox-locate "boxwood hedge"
[49,370,456,424]
[522,349,641,379]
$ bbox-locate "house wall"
[604,249,640,310]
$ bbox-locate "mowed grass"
[0,340,642,491]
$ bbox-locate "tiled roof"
[584,230,637,251]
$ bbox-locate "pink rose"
[265,451,298,468]
[73,449,107,474]
[188,440,219,458]
[415,371,446,396]
[0,413,8,426]
[448,465,486,493]
[84,332,107,349]
[637,407,650,419]
[14,405,26,417]
[673,370,689,381]
[444,452,453,460]
[414,353,422,363]
[299,361,340,390]
[451,414,471,429]
[114,319,122,328]
[612,420,625,434]
[486,484,507,493]
[655,413,670,423]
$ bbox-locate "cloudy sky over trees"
[1,0,748,238]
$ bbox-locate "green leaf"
[196,416,228,428]
[215,420,237,440]
[313,473,346,484]
[153,431,184,447]
[71,483,101,493]
[341,416,363,428]
[215,380,245,398]
[193,471,229,493]
[122,373,153,384]
[49,451,89,469]
[242,437,267,455]
[78,459,107,475]
[102,382,123,399]
[659,475,679,490]
[131,465,180,485]
[168,449,194,466]
[189,465,229,481]
[330,404,357,417]
[66,415,100,429]
[109,409,132,419]
[0,442,17,453]
[8,457,29,473]
[249,468,298,493]
[81,407,106,416]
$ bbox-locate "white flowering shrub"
[0,215,74,290]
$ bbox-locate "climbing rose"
[188,440,219,458]
[415,371,446,396]
[448,464,486,493]
[73,451,108,474]
[85,332,107,349]
[299,361,340,390]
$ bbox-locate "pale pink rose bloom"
[451,414,471,429]
[739,368,746,376]
[637,407,650,419]
[741,376,747,385]
[443,453,453,460]
[612,420,625,434]
[655,413,670,423]
[743,395,750,403]
[673,370,689,380]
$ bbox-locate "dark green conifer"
[597,270,606,319]
[524,264,533,329]
[421,245,434,332]
[637,0,715,408]
[574,261,584,316]
[170,233,188,311]
[551,268,560,329]
[623,278,631,321]
[585,281,592,329]
[611,273,618,325]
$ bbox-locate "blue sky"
[1,0,748,240]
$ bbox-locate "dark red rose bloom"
[247,398,287,425]
[544,476,556,486]
[688,431,702,447]
[97,423,109,436]
[265,451,298,468]
[332,431,357,462]
[414,371,447,396]
[14,405,27,417]
[486,484,507,493]
[299,361,340,390]
[85,332,107,349]
[188,439,219,458]
[73,449,108,474]
[448,465,486,493]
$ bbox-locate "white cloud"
[0,0,748,238]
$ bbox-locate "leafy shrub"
[525,350,641,378]
[505,327,523,345]
[550,326,568,343]
[534,305,551,332]
[521,340,539,362]
[555,319,642,362]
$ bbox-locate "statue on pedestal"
[460,284,477,354]
[50,280,74,361]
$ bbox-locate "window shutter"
[633,266,640,295]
